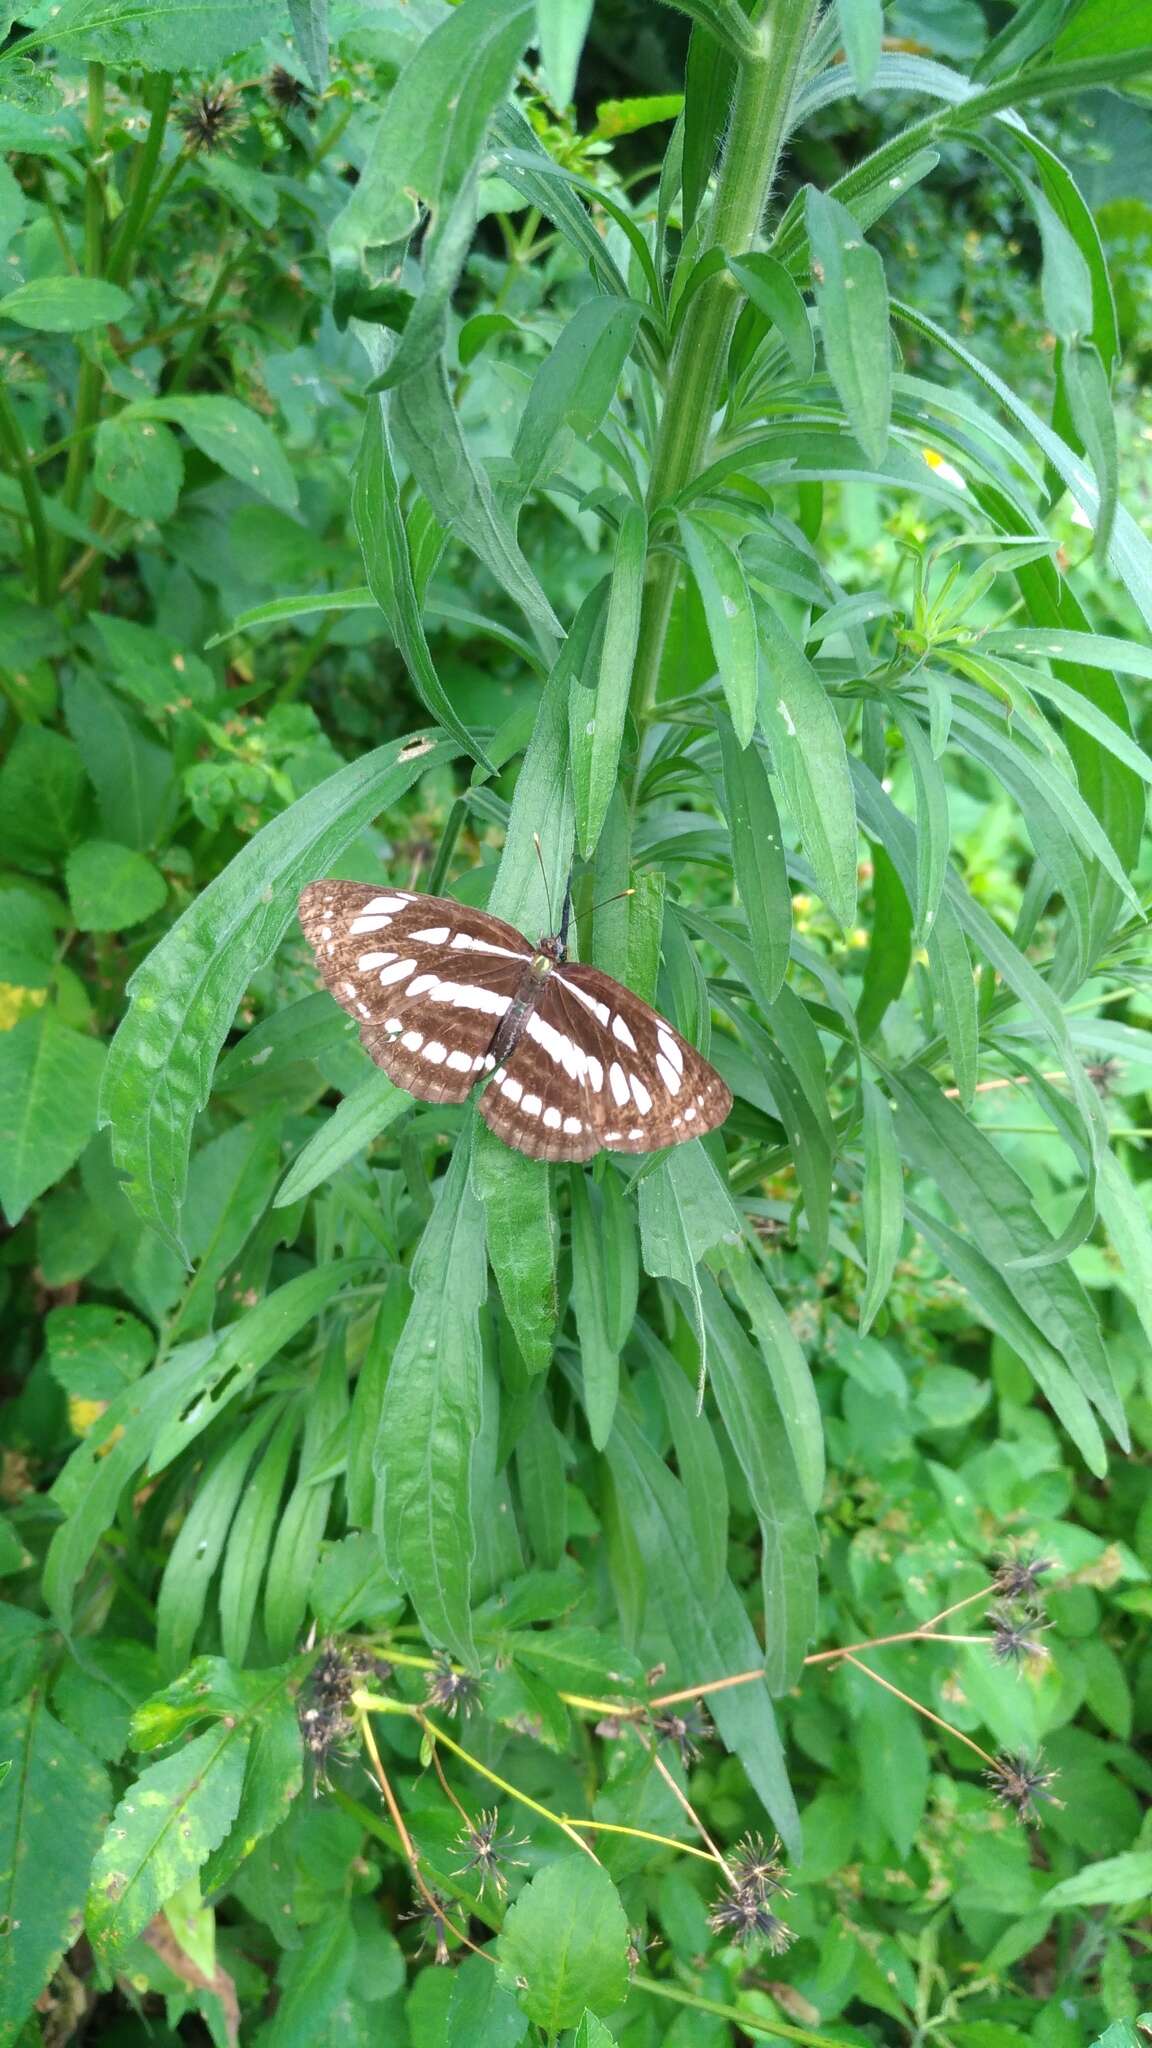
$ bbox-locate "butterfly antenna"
[577,887,636,921]
[532,833,555,933]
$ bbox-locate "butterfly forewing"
[298,882,733,1159]
[479,961,732,1161]
[298,882,531,1105]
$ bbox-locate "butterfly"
[298,880,732,1163]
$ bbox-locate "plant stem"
[634,1976,850,2048]
[628,0,820,731]
[54,62,107,588]
[0,382,52,601]
[838,1654,996,1768]
[418,1713,601,1863]
[168,247,241,394]
[107,71,174,286]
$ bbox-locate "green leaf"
[13,0,286,69]
[509,1626,644,1698]
[535,0,593,105]
[885,697,949,942]
[275,1071,411,1208]
[509,296,642,506]
[263,1333,349,1660]
[65,840,167,933]
[174,1116,284,1339]
[309,1532,403,1635]
[287,0,328,92]
[92,414,183,522]
[0,1697,109,2040]
[148,1260,371,1475]
[122,396,298,511]
[0,889,57,989]
[262,1913,358,2048]
[716,710,791,1001]
[599,1167,639,1353]
[447,1954,529,2047]
[100,730,454,1252]
[723,1248,825,1514]
[45,1303,153,1402]
[838,0,882,91]
[569,1169,619,1449]
[702,1277,817,1691]
[858,1080,903,1337]
[727,251,815,381]
[1046,1851,1152,1909]
[573,2015,615,2048]
[472,1126,556,1375]
[156,1405,282,1675]
[352,400,491,766]
[636,1322,728,1600]
[377,1133,486,1662]
[63,671,174,852]
[86,1723,249,1963]
[0,274,130,332]
[513,1394,568,1570]
[570,504,646,857]
[607,1410,799,1850]
[848,1663,928,1858]
[806,186,891,466]
[0,726,88,867]
[495,1857,629,2031]
[219,1404,301,1666]
[758,602,858,926]
[0,1011,105,1225]
[679,514,758,745]
[1063,340,1117,561]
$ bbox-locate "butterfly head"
[537,929,568,966]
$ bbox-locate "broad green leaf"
[727,250,815,381]
[679,514,758,745]
[806,186,891,466]
[376,1133,486,1663]
[858,1080,903,1336]
[758,602,857,926]
[0,888,56,988]
[100,730,454,1251]
[535,0,593,105]
[392,356,562,646]
[574,2015,615,2048]
[716,711,791,1001]
[219,1404,301,1666]
[173,1116,284,1340]
[636,1322,728,1600]
[263,1913,358,2048]
[51,1641,161,1766]
[607,1409,799,1850]
[447,1954,529,2047]
[86,1724,249,1962]
[148,1260,371,1474]
[508,1626,644,1698]
[0,274,130,332]
[496,1857,629,2031]
[472,1125,556,1375]
[123,396,298,511]
[0,726,87,866]
[0,1698,109,2041]
[599,1167,639,1353]
[275,1071,410,1207]
[92,414,183,522]
[65,840,167,933]
[569,1169,619,1448]
[1046,1851,1152,1909]
[702,1277,817,1692]
[570,503,646,857]
[353,400,491,766]
[215,992,352,1089]
[62,671,174,852]
[156,1405,282,1675]
[45,1303,153,1402]
[11,0,285,69]
[848,1663,928,1858]
[510,296,642,505]
[0,1011,105,1225]
[514,1394,568,1570]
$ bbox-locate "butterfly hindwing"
[479,960,732,1161]
[298,882,531,1106]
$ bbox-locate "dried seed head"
[400,1889,453,1965]
[424,1652,481,1718]
[727,1832,791,1899]
[1087,1058,1122,1098]
[990,1551,1056,1601]
[651,1702,712,1767]
[267,65,311,110]
[986,1601,1052,1669]
[985,1749,1063,1825]
[708,1883,795,1954]
[178,84,243,153]
[452,1808,528,1896]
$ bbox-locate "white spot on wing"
[349,914,393,935]
[446,1049,472,1073]
[522,1093,542,1117]
[612,1013,637,1051]
[502,1076,522,1102]
[630,1074,653,1115]
[401,1030,423,1051]
[587,1056,603,1093]
[411,926,450,944]
[357,951,397,970]
[363,895,408,914]
[423,1041,447,1065]
[656,1053,680,1094]
[563,1116,582,1135]
[609,1062,630,1108]
[543,1106,561,1130]
[562,978,610,1026]
[451,931,525,959]
[378,957,417,987]
[407,972,438,998]
[657,1029,683,1075]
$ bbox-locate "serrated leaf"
[1046,1850,1152,1909]
[496,1857,629,2031]
[0,726,88,867]
[65,840,167,933]
[100,730,454,1252]
[123,396,298,511]
[0,1698,109,2041]
[86,1724,248,1963]
[63,671,174,852]
[93,414,183,522]
[45,1303,153,1401]
[0,1011,105,1225]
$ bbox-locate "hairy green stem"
[628,0,821,732]
[0,382,52,601]
[107,70,173,286]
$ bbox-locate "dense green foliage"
[1,2,1151,2044]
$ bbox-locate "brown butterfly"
[298,880,732,1163]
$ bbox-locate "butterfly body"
[298,881,732,1162]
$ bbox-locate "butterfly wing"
[298,882,531,1106]
[479,959,732,1161]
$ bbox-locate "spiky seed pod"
[178,84,243,154]
[985,1749,1062,1825]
